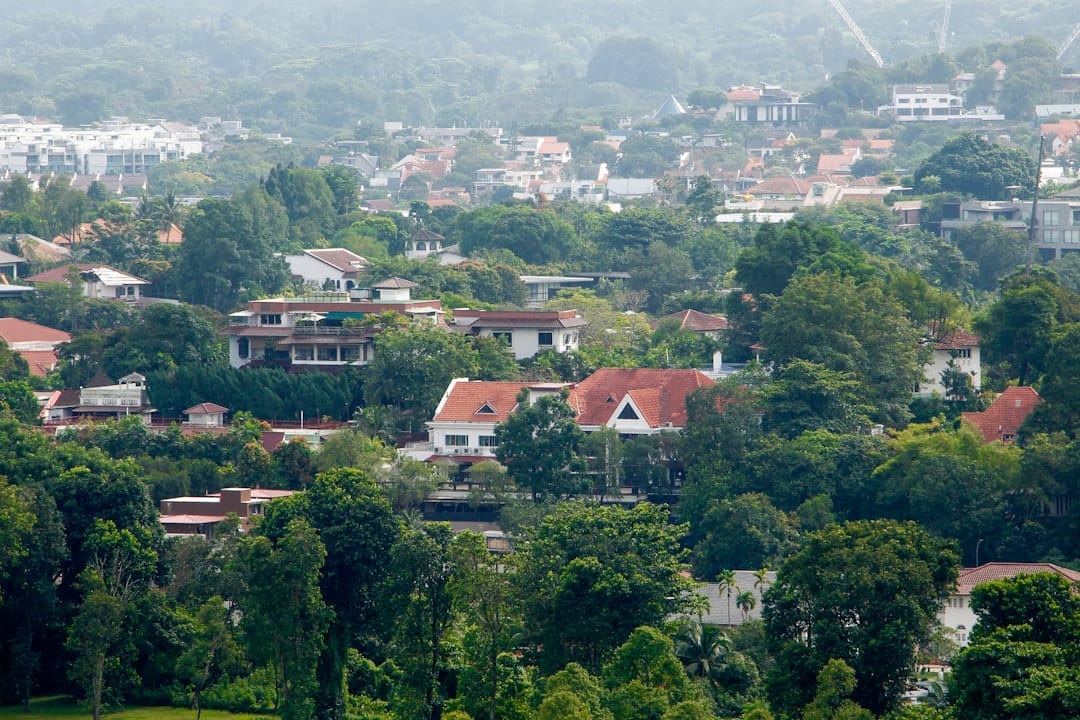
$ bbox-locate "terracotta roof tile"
[18,349,60,377]
[961,386,1041,443]
[935,329,980,350]
[568,368,714,429]
[955,562,1080,594]
[652,309,729,333]
[185,402,229,415]
[0,317,71,344]
[432,380,534,422]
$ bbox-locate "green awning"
[324,311,366,320]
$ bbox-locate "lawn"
[0,697,275,720]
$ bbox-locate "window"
[127,286,135,296]
[294,346,314,361]
[538,331,553,346]
[475,403,497,415]
[1073,209,1080,223]
[492,331,513,345]
[340,346,360,362]
[618,404,640,420]
[1044,229,1060,243]
[237,338,250,359]
[317,347,339,362]
[951,348,972,359]
[1044,210,1061,226]
[445,434,468,447]
[260,313,283,325]
[479,435,498,447]
[1065,229,1080,244]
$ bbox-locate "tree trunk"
[315,623,347,720]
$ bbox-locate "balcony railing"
[291,326,368,336]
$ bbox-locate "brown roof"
[955,562,1080,595]
[412,227,445,242]
[184,402,229,415]
[432,379,537,423]
[747,175,809,196]
[0,317,71,344]
[961,386,1041,443]
[726,86,761,102]
[52,389,81,408]
[817,154,853,173]
[935,329,980,351]
[373,276,419,289]
[568,368,714,429]
[304,248,367,273]
[652,309,729,333]
[19,350,60,377]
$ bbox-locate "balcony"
[291,325,368,336]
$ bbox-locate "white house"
[71,372,155,424]
[183,402,229,427]
[449,309,586,359]
[285,248,367,291]
[917,329,981,399]
[25,263,148,303]
[940,563,1080,646]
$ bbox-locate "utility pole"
[1027,135,1045,270]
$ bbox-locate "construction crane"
[828,0,886,68]
[939,0,952,54]
[1059,24,1080,61]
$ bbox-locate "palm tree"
[717,569,738,626]
[753,566,771,595]
[736,590,757,621]
[675,618,732,689]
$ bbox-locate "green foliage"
[517,502,695,673]
[453,205,580,264]
[764,519,959,717]
[914,133,1036,200]
[495,390,585,502]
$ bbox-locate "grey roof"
[0,249,24,264]
[654,94,688,118]
[684,570,777,626]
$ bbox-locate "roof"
[654,95,687,118]
[726,86,761,102]
[747,175,809,196]
[25,264,148,287]
[18,350,60,377]
[568,368,714,429]
[955,562,1080,595]
[412,227,445,242]
[373,276,419,289]
[452,309,587,330]
[653,309,729,333]
[184,402,229,415]
[303,248,368,272]
[0,249,24,264]
[431,379,537,423]
[934,329,980,351]
[0,317,71,345]
[961,386,1042,443]
[816,154,854,173]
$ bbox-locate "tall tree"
[764,519,959,717]
[495,390,585,502]
[913,133,1036,199]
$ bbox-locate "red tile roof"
[0,317,71,344]
[653,309,729,333]
[432,379,536,422]
[19,350,60,377]
[935,329,980,351]
[955,562,1080,594]
[961,386,1041,443]
[568,368,714,429]
[184,402,229,415]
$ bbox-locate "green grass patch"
[0,696,275,720]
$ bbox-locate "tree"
[717,569,739,627]
[801,659,873,720]
[736,591,757,621]
[760,360,871,438]
[176,596,244,720]
[1022,323,1080,435]
[952,223,1028,291]
[913,133,1036,200]
[453,205,580,264]
[495,390,585,502]
[517,502,695,673]
[764,519,959,717]
[734,221,871,299]
[674,618,733,689]
[603,626,699,720]
[586,36,677,92]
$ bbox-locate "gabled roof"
[412,227,445,242]
[747,175,809,196]
[0,249,24,264]
[303,248,368,273]
[431,379,535,423]
[652,309,729,333]
[961,386,1041,443]
[19,350,60,377]
[955,562,1080,595]
[568,368,714,429]
[0,317,71,345]
[184,402,229,415]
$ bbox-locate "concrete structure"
[449,309,586,359]
[940,198,1080,261]
[519,274,592,306]
[917,329,981,399]
[183,402,229,427]
[285,248,367,291]
[159,487,296,538]
[72,372,155,423]
[727,84,815,126]
[25,263,149,303]
[940,563,1080,646]
[224,289,442,370]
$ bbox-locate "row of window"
[445,435,498,447]
[1043,209,1080,226]
[1043,229,1080,243]
[293,346,365,362]
[489,331,577,346]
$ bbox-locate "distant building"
[727,84,815,126]
[961,386,1041,444]
[159,487,297,538]
[0,317,71,377]
[25,263,149,303]
[940,198,1080,261]
[448,309,587,359]
[917,329,981,399]
[285,248,368,291]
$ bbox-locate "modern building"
[68,372,156,424]
[223,286,442,370]
[159,487,297,538]
[727,84,815,126]
[448,309,586,359]
[940,198,1080,261]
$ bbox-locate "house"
[184,402,229,427]
[520,274,592,306]
[940,563,1080,646]
[70,372,156,424]
[727,83,815,126]
[606,178,659,201]
[939,198,1080,261]
[405,227,448,260]
[426,378,571,461]
[691,570,777,626]
[961,386,1042,443]
[0,249,25,280]
[651,309,729,338]
[25,263,149,303]
[568,368,714,434]
[886,84,964,121]
[285,248,368,291]
[0,317,72,377]
[917,329,981,399]
[159,487,297,538]
[448,309,587,359]
[223,289,442,370]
